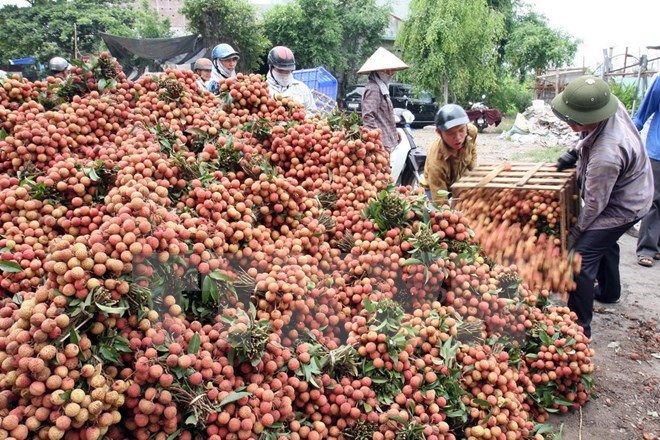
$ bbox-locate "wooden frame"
[451,162,580,251]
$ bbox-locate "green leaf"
[553,397,575,406]
[472,398,490,407]
[402,258,423,266]
[202,276,219,304]
[188,333,201,354]
[388,415,408,424]
[184,414,197,426]
[534,423,557,435]
[98,78,107,91]
[167,430,183,440]
[95,302,128,316]
[0,261,22,273]
[219,391,251,408]
[87,167,100,181]
[0,128,7,140]
[70,328,80,345]
[208,270,233,282]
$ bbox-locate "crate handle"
[515,162,545,187]
[476,163,507,186]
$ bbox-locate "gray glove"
[556,149,578,172]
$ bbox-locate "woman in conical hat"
[358,47,409,151]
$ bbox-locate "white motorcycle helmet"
[48,57,70,74]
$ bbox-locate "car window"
[345,86,365,100]
[390,85,411,99]
[415,90,434,104]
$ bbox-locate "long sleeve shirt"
[574,103,653,235]
[266,73,317,115]
[361,80,397,150]
[423,124,478,205]
[633,72,660,160]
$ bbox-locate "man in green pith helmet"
[551,75,653,338]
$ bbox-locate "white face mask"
[272,70,293,87]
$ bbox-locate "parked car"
[340,83,438,127]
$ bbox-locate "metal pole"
[631,54,648,116]
[73,23,78,60]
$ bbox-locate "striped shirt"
[574,102,653,235]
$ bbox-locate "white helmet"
[49,57,70,73]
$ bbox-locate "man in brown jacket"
[423,104,478,205]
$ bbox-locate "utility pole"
[74,23,78,60]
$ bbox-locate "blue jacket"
[633,74,660,160]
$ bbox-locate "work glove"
[556,149,578,172]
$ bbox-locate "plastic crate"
[293,66,338,101]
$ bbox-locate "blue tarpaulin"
[9,57,36,65]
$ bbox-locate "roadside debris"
[500,100,579,148]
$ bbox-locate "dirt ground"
[413,126,660,440]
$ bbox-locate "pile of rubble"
[500,100,579,148]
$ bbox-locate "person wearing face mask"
[357,47,409,151]
[48,57,71,81]
[266,46,317,114]
[208,43,240,94]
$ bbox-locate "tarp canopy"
[9,57,37,66]
[100,33,207,66]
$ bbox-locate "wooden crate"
[450,162,580,251]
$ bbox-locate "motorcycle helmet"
[434,104,469,131]
[48,57,70,73]
[267,46,296,71]
[211,44,240,61]
[193,58,213,71]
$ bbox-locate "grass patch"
[512,145,565,163]
[492,115,515,134]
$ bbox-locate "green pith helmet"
[551,75,619,125]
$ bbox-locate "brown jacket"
[424,124,478,205]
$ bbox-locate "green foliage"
[503,11,578,80]
[262,0,389,95]
[609,80,636,111]
[396,0,505,103]
[181,0,270,73]
[134,0,173,39]
[485,74,534,116]
[0,0,129,63]
[0,0,170,65]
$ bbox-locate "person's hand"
[556,149,578,172]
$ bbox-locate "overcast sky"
[526,0,659,68]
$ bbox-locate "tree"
[181,0,269,73]
[262,0,389,96]
[134,0,173,39]
[263,0,341,70]
[396,0,505,105]
[0,0,170,64]
[504,12,578,80]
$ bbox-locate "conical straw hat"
[357,47,409,74]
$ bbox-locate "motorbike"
[390,108,427,187]
[466,96,502,133]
